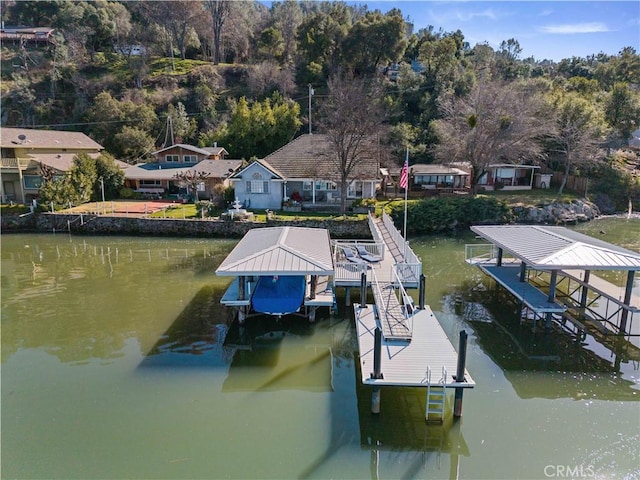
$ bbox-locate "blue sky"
[352,1,639,61]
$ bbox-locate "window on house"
[303,181,313,191]
[23,175,43,189]
[165,155,179,162]
[315,180,337,191]
[197,182,205,192]
[183,155,197,163]
[247,180,269,193]
[140,180,162,187]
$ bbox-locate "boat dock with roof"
[466,225,640,361]
[216,214,475,420]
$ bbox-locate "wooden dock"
[354,304,475,388]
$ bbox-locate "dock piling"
[360,272,368,308]
[419,274,425,310]
[371,327,383,414]
[453,330,468,418]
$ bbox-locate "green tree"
[94,153,125,200]
[166,102,197,144]
[604,82,640,145]
[341,10,407,75]
[296,5,352,81]
[257,27,285,61]
[217,94,301,158]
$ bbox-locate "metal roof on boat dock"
[215,226,334,276]
[471,225,640,270]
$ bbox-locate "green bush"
[389,196,512,234]
[119,187,135,199]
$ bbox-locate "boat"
[252,275,306,315]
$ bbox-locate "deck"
[478,264,566,313]
[354,304,475,388]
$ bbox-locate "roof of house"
[188,159,242,177]
[410,164,470,176]
[202,146,229,156]
[124,160,241,181]
[0,127,103,150]
[471,225,640,270]
[30,152,100,172]
[256,134,380,180]
[216,226,334,276]
[151,144,212,156]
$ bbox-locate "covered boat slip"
[467,225,640,346]
[216,226,336,321]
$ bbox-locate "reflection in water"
[3,228,639,479]
[441,279,640,401]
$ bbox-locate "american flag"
[399,159,408,189]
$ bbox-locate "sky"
[349,1,640,61]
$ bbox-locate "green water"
[2,218,639,479]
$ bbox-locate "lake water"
[2,217,639,479]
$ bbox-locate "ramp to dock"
[354,304,474,388]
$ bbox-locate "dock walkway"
[372,280,412,340]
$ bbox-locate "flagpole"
[403,148,408,260]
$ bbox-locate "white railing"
[371,269,417,335]
[464,243,497,264]
[381,211,422,280]
[367,212,386,259]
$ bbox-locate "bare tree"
[547,91,608,193]
[432,79,552,193]
[317,73,387,214]
[173,170,210,201]
[204,0,231,65]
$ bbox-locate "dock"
[354,303,475,388]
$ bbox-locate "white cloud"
[429,7,507,24]
[538,22,610,34]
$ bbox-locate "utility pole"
[308,84,314,134]
[99,177,105,203]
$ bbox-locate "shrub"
[119,187,135,199]
[389,196,512,234]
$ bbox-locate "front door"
[3,180,16,202]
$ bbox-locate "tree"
[316,73,387,214]
[340,10,407,75]
[604,82,640,145]
[93,153,125,200]
[296,5,352,80]
[271,0,302,64]
[166,102,197,144]
[217,93,301,158]
[547,91,608,194]
[431,79,552,193]
[173,170,211,201]
[204,0,231,65]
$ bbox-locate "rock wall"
[26,214,372,238]
[511,199,600,225]
[1,199,601,237]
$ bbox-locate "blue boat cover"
[252,275,306,315]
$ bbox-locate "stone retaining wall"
[1,199,602,237]
[25,214,372,238]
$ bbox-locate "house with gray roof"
[124,143,238,199]
[0,127,107,203]
[229,134,380,210]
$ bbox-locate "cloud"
[538,22,610,34]
[429,7,506,24]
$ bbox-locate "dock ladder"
[425,366,447,424]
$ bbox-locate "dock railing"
[371,267,415,339]
[367,212,386,260]
[464,243,498,265]
[381,211,422,284]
